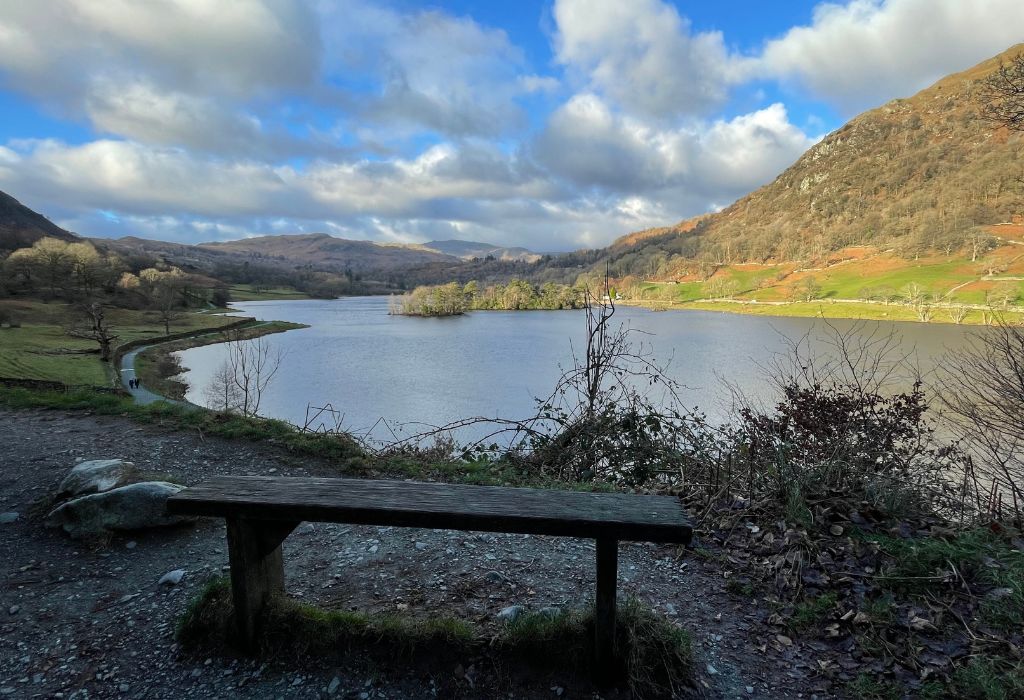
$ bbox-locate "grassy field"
[0,300,243,385]
[228,285,310,302]
[630,245,1024,323]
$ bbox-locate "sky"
[0,1,1022,252]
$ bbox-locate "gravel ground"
[0,408,837,699]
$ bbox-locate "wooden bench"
[167,476,692,677]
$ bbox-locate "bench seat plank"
[167,476,692,544]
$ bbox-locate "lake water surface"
[176,297,979,443]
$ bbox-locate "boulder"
[45,482,193,538]
[57,459,137,498]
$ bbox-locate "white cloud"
[552,0,740,119]
[750,0,1024,113]
[534,96,815,200]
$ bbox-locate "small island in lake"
[390,279,587,316]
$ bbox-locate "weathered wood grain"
[167,476,693,544]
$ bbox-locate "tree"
[140,267,187,334]
[66,302,119,362]
[203,361,243,412]
[982,52,1024,132]
[790,277,822,302]
[221,330,283,417]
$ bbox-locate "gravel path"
[0,408,837,699]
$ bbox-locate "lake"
[176,297,979,444]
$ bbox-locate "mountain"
[196,233,458,273]
[0,191,78,252]
[606,43,1024,281]
[421,239,542,262]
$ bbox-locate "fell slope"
[0,191,78,252]
[608,43,1024,278]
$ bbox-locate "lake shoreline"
[618,297,1023,326]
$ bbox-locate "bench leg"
[594,537,618,685]
[225,518,297,651]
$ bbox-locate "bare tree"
[221,330,283,417]
[940,320,1024,522]
[982,52,1024,132]
[947,306,969,325]
[66,302,119,362]
[202,361,243,413]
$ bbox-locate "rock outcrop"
[46,482,194,538]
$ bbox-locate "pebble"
[327,676,341,695]
[297,523,315,535]
[158,569,185,586]
[746,686,755,694]
[497,605,525,622]
[414,541,427,551]
[706,664,718,675]
[125,541,137,550]
[0,513,18,525]
[8,605,20,615]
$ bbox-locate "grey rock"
[414,541,428,551]
[8,605,20,615]
[706,664,718,675]
[0,512,18,524]
[327,677,341,695]
[45,482,194,538]
[538,606,562,619]
[746,686,755,695]
[484,571,503,583]
[159,569,185,586]
[125,541,137,550]
[57,459,137,498]
[296,523,315,535]
[497,605,525,623]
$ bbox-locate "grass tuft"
[177,587,692,698]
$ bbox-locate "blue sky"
[0,0,1021,251]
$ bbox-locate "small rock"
[775,634,793,646]
[414,541,428,551]
[8,605,20,615]
[664,603,677,616]
[538,606,561,619]
[367,544,378,554]
[706,664,718,675]
[746,686,755,694]
[297,523,315,535]
[551,686,564,696]
[0,513,18,525]
[159,569,185,586]
[327,676,341,695]
[829,524,844,536]
[125,541,137,550]
[484,571,503,583]
[497,605,525,623]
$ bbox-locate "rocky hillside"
[606,43,1024,279]
[0,191,78,252]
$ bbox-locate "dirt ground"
[0,408,839,699]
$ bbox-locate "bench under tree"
[167,476,692,682]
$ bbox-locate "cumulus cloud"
[320,3,548,138]
[534,96,816,199]
[552,0,741,119]
[749,0,1024,113]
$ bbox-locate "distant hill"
[421,239,542,262]
[0,191,78,252]
[603,43,1024,280]
[196,233,458,273]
